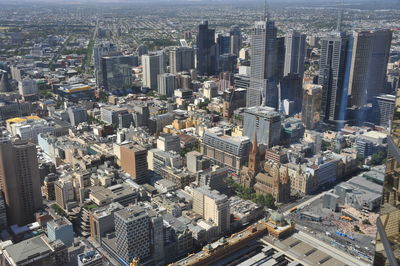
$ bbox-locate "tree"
[51,204,67,217]
[321,140,331,151]
[146,90,155,97]
[159,95,167,101]
[370,151,386,166]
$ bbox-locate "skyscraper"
[243,106,281,148]
[0,139,42,226]
[284,31,307,78]
[115,206,151,263]
[301,84,322,130]
[169,47,195,74]
[230,25,241,56]
[347,30,392,108]
[157,73,177,97]
[142,53,165,90]
[99,55,137,90]
[197,21,217,76]
[120,143,148,184]
[247,18,278,108]
[67,106,88,127]
[216,33,231,55]
[318,33,349,123]
[374,88,400,265]
[373,94,395,128]
[193,186,230,235]
[93,42,120,87]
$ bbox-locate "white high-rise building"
[247,18,278,108]
[157,73,177,97]
[284,31,306,77]
[142,53,165,90]
[193,186,230,235]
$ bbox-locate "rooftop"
[4,235,54,264]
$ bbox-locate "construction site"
[287,196,377,263]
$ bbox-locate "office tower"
[120,143,148,184]
[284,31,307,77]
[115,206,151,263]
[67,106,87,127]
[247,18,278,108]
[243,106,281,148]
[148,213,164,265]
[223,88,247,119]
[142,53,165,90]
[202,127,251,172]
[18,78,38,99]
[2,235,68,265]
[90,202,123,243]
[157,73,177,97]
[101,106,129,125]
[156,133,180,153]
[373,94,395,128]
[309,36,320,47]
[217,54,237,73]
[193,186,230,234]
[197,21,217,76]
[99,55,137,90]
[0,193,7,230]
[55,177,75,210]
[186,151,211,173]
[280,73,303,113]
[176,74,192,90]
[301,84,322,130]
[374,89,400,265]
[230,25,241,56]
[219,71,234,91]
[347,30,392,108]
[93,42,120,87]
[276,37,286,80]
[169,47,195,74]
[217,33,231,55]
[0,71,12,92]
[203,80,218,100]
[318,33,349,123]
[0,140,42,226]
[47,217,74,246]
[133,105,150,128]
[234,74,250,90]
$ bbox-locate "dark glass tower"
[197,21,217,76]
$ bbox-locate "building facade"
[243,106,281,148]
[0,139,42,226]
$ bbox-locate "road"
[283,190,332,216]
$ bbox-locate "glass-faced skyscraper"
[347,30,392,108]
[197,21,217,76]
[374,87,400,265]
[284,31,307,78]
[246,18,278,108]
[318,32,349,123]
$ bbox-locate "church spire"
[248,132,259,172]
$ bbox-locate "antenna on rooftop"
[336,0,344,32]
[264,0,271,21]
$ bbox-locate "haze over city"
[0,0,399,265]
